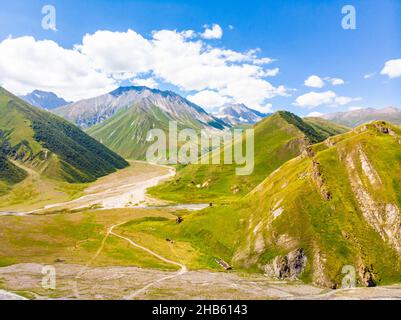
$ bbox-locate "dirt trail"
[73,220,188,300]
[110,227,188,300]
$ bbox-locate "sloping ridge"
[181,120,401,287]
[150,111,338,202]
[0,87,128,186]
[55,86,226,130]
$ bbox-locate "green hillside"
[86,103,199,160]
[0,152,27,195]
[150,111,340,203]
[0,87,128,185]
[138,120,401,287]
[304,117,350,139]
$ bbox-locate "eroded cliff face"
[230,121,401,288]
[263,248,307,280]
[344,144,401,254]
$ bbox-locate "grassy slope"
[87,104,172,160]
[304,117,350,139]
[0,208,184,270]
[149,111,334,203]
[0,87,128,184]
[0,154,27,195]
[129,121,401,286]
[87,103,217,160]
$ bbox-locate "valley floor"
[2,161,401,300]
[2,263,401,300]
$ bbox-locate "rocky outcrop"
[345,147,401,254]
[357,258,376,287]
[311,160,332,201]
[312,249,334,288]
[358,146,382,186]
[263,248,307,280]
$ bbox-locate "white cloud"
[364,72,376,79]
[187,90,231,109]
[381,59,401,78]
[327,77,345,86]
[304,75,325,88]
[131,77,158,89]
[348,106,364,111]
[334,96,361,106]
[306,111,323,117]
[0,27,284,108]
[201,24,223,39]
[263,68,280,77]
[263,103,273,112]
[304,75,345,88]
[228,25,235,30]
[0,36,115,101]
[77,29,153,76]
[294,90,360,109]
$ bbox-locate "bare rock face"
[357,258,376,287]
[345,146,401,254]
[264,248,307,280]
[311,160,332,201]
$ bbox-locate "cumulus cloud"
[304,75,345,88]
[131,77,159,89]
[77,29,153,77]
[0,27,285,109]
[263,103,273,112]
[304,75,325,88]
[201,24,223,39]
[326,77,345,86]
[306,111,323,117]
[263,68,280,77]
[0,36,115,101]
[294,90,360,109]
[381,59,401,78]
[187,90,231,108]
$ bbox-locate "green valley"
[149,111,349,203]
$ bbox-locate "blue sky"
[0,0,400,115]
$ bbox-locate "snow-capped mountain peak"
[215,103,269,125]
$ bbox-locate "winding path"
[110,225,188,300]
[73,220,188,300]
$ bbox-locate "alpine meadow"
[1,0,401,303]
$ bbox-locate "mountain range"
[321,107,401,127]
[3,83,401,289]
[0,87,128,195]
[54,86,227,159]
[214,103,269,125]
[19,90,70,110]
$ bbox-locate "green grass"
[149,111,341,203]
[0,87,128,185]
[0,208,187,270]
[304,117,350,139]
[134,121,401,286]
